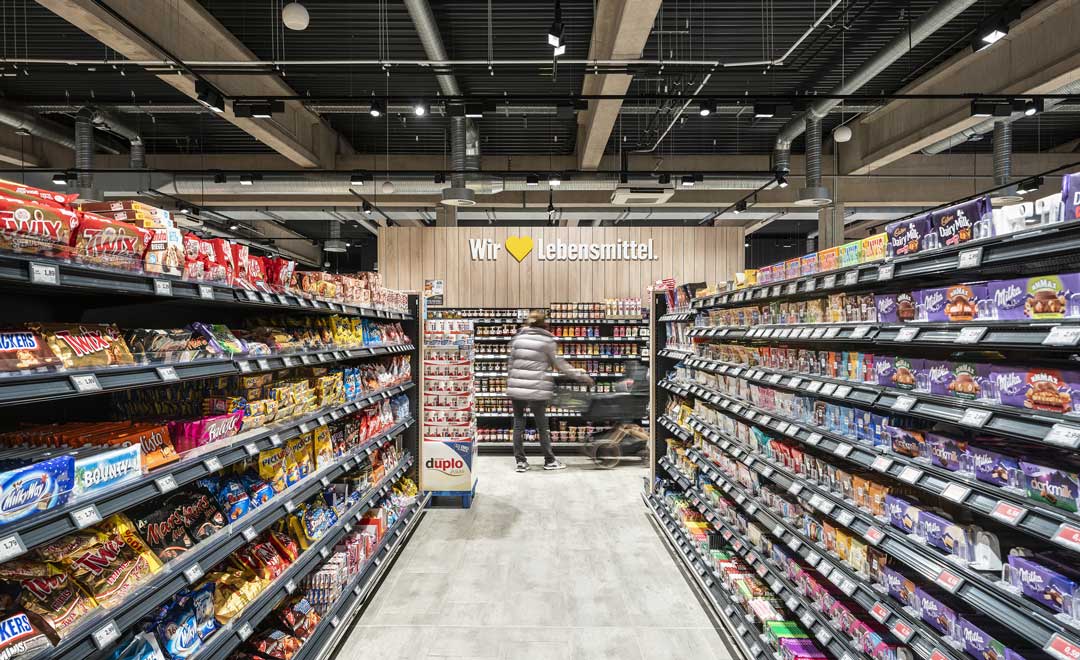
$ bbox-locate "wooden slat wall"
[379,227,744,307]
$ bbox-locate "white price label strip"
[242,527,258,542]
[155,474,178,493]
[958,247,983,269]
[959,407,992,428]
[871,456,893,472]
[154,279,172,297]
[878,263,894,281]
[1044,325,1080,346]
[92,620,121,649]
[0,534,25,563]
[183,563,204,584]
[198,284,214,300]
[898,466,923,484]
[1045,423,1080,448]
[941,483,971,503]
[156,366,179,382]
[29,262,59,285]
[895,326,919,342]
[956,326,987,344]
[892,395,916,412]
[71,505,101,529]
[70,373,101,392]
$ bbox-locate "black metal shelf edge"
[289,491,431,660]
[0,344,415,408]
[644,493,769,660]
[191,460,418,660]
[0,382,414,554]
[52,442,415,660]
[691,223,1080,311]
[0,253,413,320]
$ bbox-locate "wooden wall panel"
[380,227,744,307]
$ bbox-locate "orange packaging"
[126,424,179,471]
[785,258,801,280]
[861,233,888,263]
[818,247,840,272]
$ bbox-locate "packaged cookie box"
[800,254,819,276]
[785,258,801,281]
[885,215,932,258]
[988,273,1080,320]
[988,365,1080,415]
[0,454,75,526]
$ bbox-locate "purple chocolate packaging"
[891,357,923,391]
[927,361,952,396]
[916,586,957,635]
[958,617,1027,660]
[927,361,985,400]
[932,197,989,248]
[1062,172,1080,222]
[875,294,899,324]
[929,433,969,472]
[917,287,948,322]
[881,566,917,606]
[1020,461,1080,513]
[920,509,966,556]
[888,427,927,460]
[886,494,921,534]
[972,446,1020,487]
[873,355,895,387]
[1008,554,1077,614]
[988,274,1079,321]
[885,215,932,258]
[989,365,1080,415]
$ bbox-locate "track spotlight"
[548,174,562,187]
[1016,176,1044,195]
[553,43,566,57]
[526,174,539,187]
[228,223,240,231]
[413,102,428,117]
[369,100,385,117]
[195,80,225,113]
[775,174,788,189]
[699,100,716,117]
[350,172,365,186]
[1020,98,1044,117]
[658,173,671,185]
[213,172,227,184]
[464,103,484,118]
[753,103,775,119]
[362,200,373,216]
[434,173,446,184]
[548,23,563,48]
[547,191,556,215]
[234,100,284,118]
[51,172,73,186]
[239,173,261,186]
[734,200,748,214]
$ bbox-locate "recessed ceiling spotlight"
[350,172,365,186]
[548,174,562,187]
[699,100,717,117]
[414,102,428,117]
[753,103,775,119]
[369,100,385,118]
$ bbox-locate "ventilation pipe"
[74,109,96,199]
[0,100,81,150]
[90,108,144,169]
[796,116,831,206]
[324,220,346,253]
[990,120,1024,204]
[771,0,978,173]
[403,0,478,206]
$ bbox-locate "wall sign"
[469,236,659,262]
[423,279,444,306]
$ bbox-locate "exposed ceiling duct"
[74,109,95,200]
[402,0,479,207]
[795,115,831,206]
[89,107,144,169]
[324,219,347,253]
[771,0,979,173]
[0,100,80,151]
[990,120,1023,204]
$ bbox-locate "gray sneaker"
[516,461,529,473]
[544,460,567,471]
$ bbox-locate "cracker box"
[861,233,888,263]
[840,241,862,268]
[885,215,932,258]
[818,247,840,272]
[933,196,989,247]
[988,273,1079,321]
[1021,460,1080,513]
[800,254,819,276]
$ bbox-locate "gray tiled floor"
[335,455,735,659]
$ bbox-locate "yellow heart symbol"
[505,235,534,262]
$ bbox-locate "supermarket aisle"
[335,455,734,660]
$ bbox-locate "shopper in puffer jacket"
[507,310,593,472]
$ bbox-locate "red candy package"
[234,540,287,580]
[0,195,80,259]
[72,213,151,271]
[0,179,78,208]
[212,239,235,285]
[182,233,204,281]
[248,255,270,291]
[276,596,320,641]
[268,528,300,563]
[232,243,251,289]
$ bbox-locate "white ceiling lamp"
[833,125,852,143]
[381,181,395,194]
[282,2,310,31]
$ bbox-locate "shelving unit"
[0,252,425,660]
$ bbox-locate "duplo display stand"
[0,258,424,660]
[647,212,1080,660]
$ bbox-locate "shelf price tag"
[819,383,837,396]
[70,504,101,529]
[834,385,852,399]
[154,279,172,297]
[958,247,983,269]
[835,511,855,527]
[243,290,259,302]
[183,563,204,584]
[155,474,178,493]
[242,527,258,542]
[834,443,852,458]
[269,434,282,447]
[1044,325,1080,346]
[236,622,254,642]
[784,283,797,295]
[850,326,871,339]
[155,366,179,382]
[959,408,992,428]
[203,457,223,473]
[29,262,59,285]
[806,381,822,393]
[941,483,971,503]
[805,433,822,446]
[1045,423,1080,448]
[237,360,252,373]
[805,552,821,566]
[805,279,816,292]
[870,602,891,623]
[895,326,919,342]
[898,466,923,484]
[92,620,121,649]
[823,274,837,289]
[864,526,885,546]
[871,456,893,472]
[1044,633,1080,660]
[990,500,1027,525]
[1052,523,1080,551]
[824,327,841,339]
[284,579,297,594]
[788,482,804,496]
[789,377,803,389]
[256,358,271,371]
[955,326,987,344]
[70,373,102,393]
[198,284,214,300]
[891,621,915,643]
[935,569,963,593]
[284,500,296,513]
[892,395,917,412]
[844,270,859,286]
[799,613,815,629]
[878,263,895,281]
[811,328,827,339]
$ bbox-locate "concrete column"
[818,203,846,249]
[436,205,458,227]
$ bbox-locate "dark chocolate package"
[130,499,195,562]
[168,489,227,543]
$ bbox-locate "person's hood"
[515,326,553,338]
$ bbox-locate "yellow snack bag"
[259,446,288,493]
[312,426,334,469]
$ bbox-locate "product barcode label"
[1052,523,1080,551]
[284,500,296,513]
[834,443,852,457]
[935,569,963,593]
[850,326,871,339]
[245,443,259,456]
[864,526,885,545]
[29,262,59,285]
[1044,634,1080,660]
[238,360,252,373]
[256,358,271,371]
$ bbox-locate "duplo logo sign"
[425,456,466,476]
[469,235,659,262]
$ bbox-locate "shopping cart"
[554,362,651,469]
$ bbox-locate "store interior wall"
[378,226,744,307]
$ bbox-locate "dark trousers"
[511,399,555,464]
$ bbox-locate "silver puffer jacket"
[505,326,581,401]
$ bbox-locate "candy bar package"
[197,476,251,522]
[840,240,862,268]
[168,488,227,542]
[72,213,152,271]
[0,565,98,638]
[957,617,1028,660]
[0,611,58,659]
[187,322,247,356]
[915,287,947,322]
[929,434,970,472]
[926,360,983,400]
[933,197,989,247]
[34,322,135,369]
[942,283,986,322]
[73,444,142,499]
[990,366,1080,415]
[98,513,163,573]
[186,583,218,640]
[258,447,288,493]
[0,455,75,526]
[988,273,1079,320]
[888,427,928,460]
[874,294,900,324]
[1008,554,1078,614]
[861,233,888,262]
[143,226,183,278]
[124,328,205,364]
[0,179,78,208]
[886,494,921,534]
[234,540,287,580]
[973,446,1020,488]
[277,596,321,641]
[166,410,243,453]
[239,473,274,507]
[129,498,195,562]
[885,215,931,258]
[181,233,203,281]
[287,496,338,549]
[0,194,80,259]
[920,510,966,556]
[891,357,922,391]
[0,327,61,372]
[110,632,166,660]
[248,630,302,660]
[61,532,157,609]
[1020,460,1080,513]
[150,595,203,660]
[916,586,957,635]
[1062,171,1080,222]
